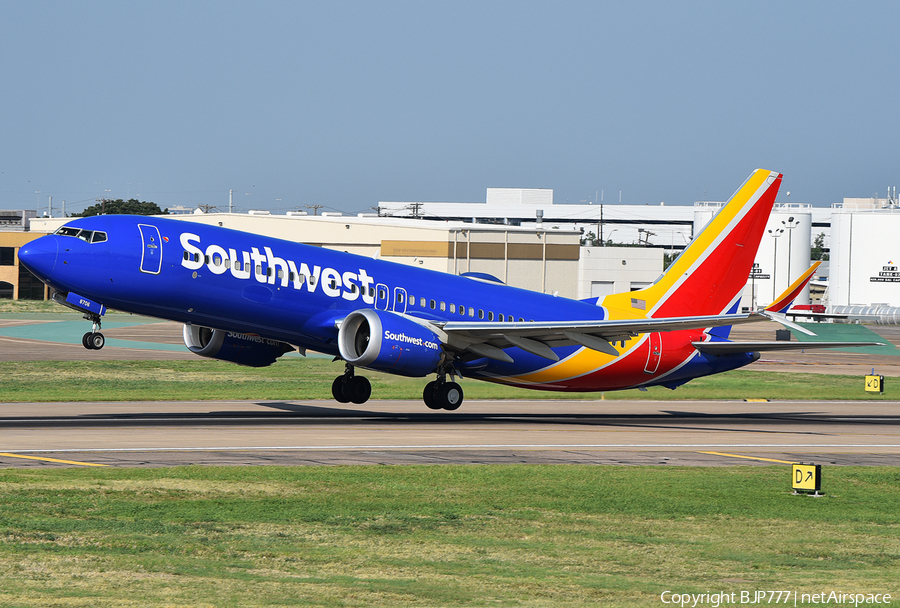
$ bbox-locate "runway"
[4,313,900,468]
[2,399,898,468]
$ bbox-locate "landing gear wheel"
[82,332,105,350]
[346,376,372,404]
[331,376,351,403]
[436,382,463,411]
[89,332,105,350]
[423,381,441,410]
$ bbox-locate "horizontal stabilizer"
[693,341,885,355]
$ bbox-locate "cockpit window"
[54,226,108,244]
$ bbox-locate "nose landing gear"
[81,314,105,350]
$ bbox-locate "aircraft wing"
[693,340,884,355]
[436,313,768,363]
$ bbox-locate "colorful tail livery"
[764,261,821,314]
[18,169,878,410]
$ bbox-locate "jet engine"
[183,324,294,367]
[338,309,444,377]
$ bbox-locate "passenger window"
[289,272,295,281]
[499,314,504,322]
[450,303,456,313]
[468,307,475,317]
[478,309,484,319]
[194,253,200,263]
[440,302,446,311]
[205,255,211,264]
[430,299,435,309]
[277,269,284,279]
[488,311,494,321]
[91,232,107,243]
[420,297,426,307]
[408,294,414,306]
[256,264,262,275]
[397,292,404,303]
[519,317,525,322]
[183,251,189,261]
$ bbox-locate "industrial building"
[10,186,900,316]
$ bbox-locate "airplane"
[761,262,851,322]
[17,169,878,410]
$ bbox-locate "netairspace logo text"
[660,590,892,607]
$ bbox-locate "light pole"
[768,227,784,302]
[781,215,799,286]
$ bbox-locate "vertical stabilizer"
[603,169,782,318]
[765,261,821,313]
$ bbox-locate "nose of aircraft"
[18,235,58,280]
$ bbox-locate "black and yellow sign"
[792,463,821,493]
[865,375,884,393]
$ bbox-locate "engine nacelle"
[338,309,444,377]
[183,324,293,367]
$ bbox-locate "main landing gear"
[330,363,465,411]
[332,363,372,405]
[81,314,105,350]
[422,368,463,411]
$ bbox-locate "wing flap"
[439,312,767,362]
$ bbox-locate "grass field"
[1,358,896,402]
[0,465,897,607]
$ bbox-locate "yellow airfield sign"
[792,463,822,494]
[865,375,884,393]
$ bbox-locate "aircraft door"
[393,287,408,314]
[138,224,162,275]
[374,283,389,311]
[644,332,662,374]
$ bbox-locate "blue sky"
[2,1,898,215]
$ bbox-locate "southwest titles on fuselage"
[180,232,377,304]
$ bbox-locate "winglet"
[765,261,821,314]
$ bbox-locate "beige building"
[31,213,585,298]
[0,232,49,300]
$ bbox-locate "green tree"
[74,198,166,217]
[811,232,829,261]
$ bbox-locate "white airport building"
[16,187,900,317]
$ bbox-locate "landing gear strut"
[331,363,372,404]
[81,314,105,350]
[423,367,463,411]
